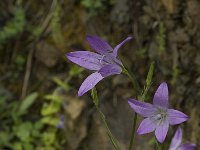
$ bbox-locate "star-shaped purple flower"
[169,127,196,150]
[128,82,188,143]
[66,35,132,96]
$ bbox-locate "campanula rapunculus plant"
[169,127,196,150]
[66,35,132,96]
[128,82,188,143]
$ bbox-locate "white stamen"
[151,108,167,125]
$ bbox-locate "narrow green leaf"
[19,92,38,114]
[44,94,62,103]
[53,77,70,91]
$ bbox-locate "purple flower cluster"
[65,35,196,149]
[66,35,132,96]
[128,82,188,143]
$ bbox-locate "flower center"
[99,55,113,65]
[151,108,167,125]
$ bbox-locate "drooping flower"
[66,35,132,96]
[128,82,188,143]
[169,127,196,150]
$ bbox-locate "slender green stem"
[128,113,137,150]
[96,107,120,150]
[91,89,121,150]
[122,66,140,150]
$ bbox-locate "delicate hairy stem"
[91,89,121,150]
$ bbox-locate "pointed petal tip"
[180,143,197,150]
[128,100,132,106]
[136,129,143,135]
[127,36,133,40]
[128,98,136,105]
[78,72,104,97]
[136,128,150,135]
[159,82,168,89]
[78,90,84,97]
[65,52,76,59]
[157,137,165,143]
[161,81,168,86]
[168,109,189,125]
[153,82,169,108]
[136,118,156,135]
[86,34,102,42]
[65,52,71,57]
[128,99,157,117]
[65,52,74,60]
[155,122,169,143]
[78,84,89,97]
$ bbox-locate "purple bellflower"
[66,35,132,96]
[169,127,196,150]
[128,82,188,143]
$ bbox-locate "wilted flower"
[169,127,196,150]
[128,82,188,143]
[66,35,132,96]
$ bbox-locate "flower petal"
[98,64,122,77]
[86,35,113,54]
[113,36,133,57]
[179,143,196,150]
[155,121,169,143]
[137,118,156,135]
[128,99,157,117]
[168,109,188,125]
[78,72,104,96]
[169,127,183,150]
[153,82,168,108]
[66,51,103,70]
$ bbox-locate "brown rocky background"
[0,0,199,149]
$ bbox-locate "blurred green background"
[0,0,200,150]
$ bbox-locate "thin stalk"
[128,113,138,150]
[122,66,140,150]
[91,89,121,150]
[96,107,121,150]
